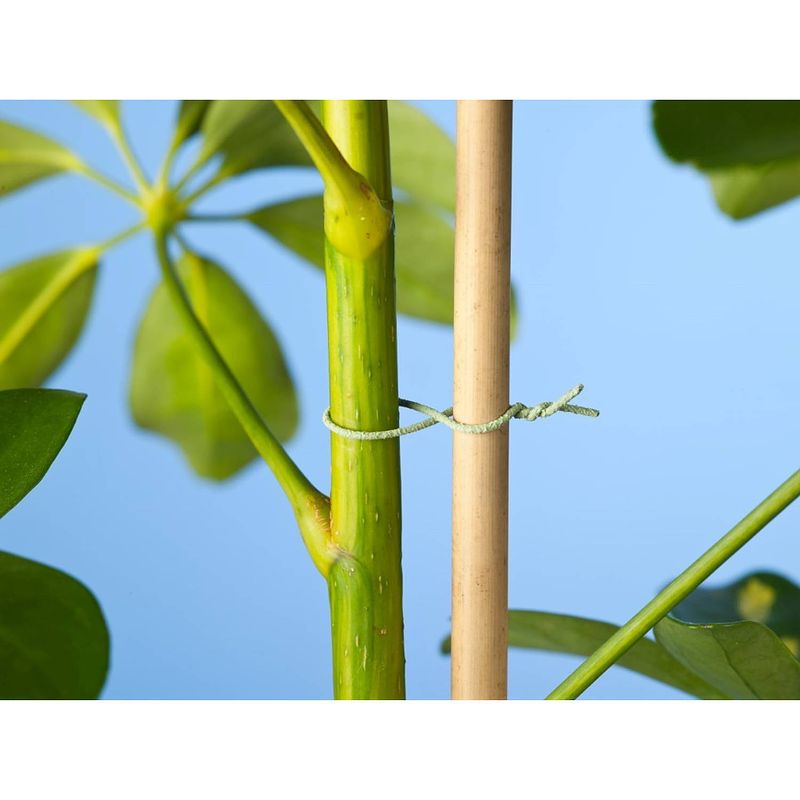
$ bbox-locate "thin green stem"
[154,230,333,575]
[547,467,800,699]
[75,163,140,206]
[96,222,146,253]
[108,123,149,193]
[184,212,244,223]
[180,171,225,207]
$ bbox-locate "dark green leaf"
[0,120,83,198]
[654,572,800,700]
[653,101,800,169]
[0,248,99,390]
[0,551,109,699]
[0,388,85,518]
[441,610,726,699]
[129,251,298,480]
[72,100,121,129]
[388,101,454,213]
[198,100,313,179]
[175,100,211,146]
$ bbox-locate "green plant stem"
[75,164,140,206]
[547,467,800,700]
[320,101,405,699]
[153,230,333,574]
[97,222,146,253]
[108,123,149,193]
[181,172,225,207]
[185,212,243,223]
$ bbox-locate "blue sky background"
[2,100,799,699]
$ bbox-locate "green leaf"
[654,572,800,700]
[72,100,121,130]
[248,195,455,323]
[441,610,726,699]
[195,101,454,212]
[129,251,299,480]
[248,194,517,330]
[0,248,99,390]
[0,551,109,699]
[653,101,800,169]
[653,101,800,219]
[0,120,83,198]
[707,157,800,219]
[388,100,454,213]
[175,100,211,146]
[0,388,85,518]
[198,100,313,179]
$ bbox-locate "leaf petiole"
[153,231,333,575]
[547,467,800,699]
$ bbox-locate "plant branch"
[108,122,149,193]
[96,222,146,253]
[318,100,405,699]
[275,100,392,260]
[153,230,333,575]
[75,163,140,206]
[547,467,800,700]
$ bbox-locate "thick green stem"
[322,101,405,699]
[547,467,800,699]
[154,231,333,575]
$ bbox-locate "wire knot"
[322,383,598,441]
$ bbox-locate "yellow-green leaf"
[388,101,454,213]
[72,100,121,130]
[0,120,83,198]
[175,100,211,146]
[708,156,800,219]
[0,249,99,390]
[248,194,517,330]
[198,100,312,179]
[129,252,298,480]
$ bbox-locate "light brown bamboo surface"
[451,100,513,700]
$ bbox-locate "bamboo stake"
[451,100,513,700]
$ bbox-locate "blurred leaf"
[0,388,85,518]
[707,157,800,219]
[0,551,109,699]
[198,100,313,179]
[388,100,454,213]
[129,251,298,480]
[653,101,800,219]
[0,120,83,198]
[72,100,121,130]
[441,610,726,699]
[248,194,517,330]
[0,248,99,390]
[175,100,211,146]
[653,101,800,168]
[654,572,800,699]
[196,101,454,211]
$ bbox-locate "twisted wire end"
[323,383,599,441]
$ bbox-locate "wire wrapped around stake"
[323,383,599,441]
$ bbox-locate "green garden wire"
[323,383,599,440]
